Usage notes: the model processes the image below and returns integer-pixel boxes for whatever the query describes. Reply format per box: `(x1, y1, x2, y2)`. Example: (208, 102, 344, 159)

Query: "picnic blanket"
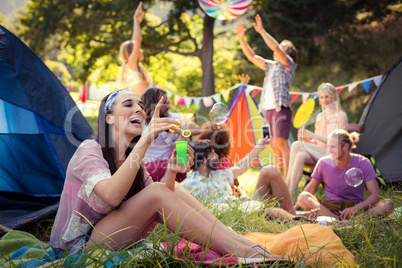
(0, 224, 354, 267)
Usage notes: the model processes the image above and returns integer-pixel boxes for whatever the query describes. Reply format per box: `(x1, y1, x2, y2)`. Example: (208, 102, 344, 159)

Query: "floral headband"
(105, 89, 131, 113)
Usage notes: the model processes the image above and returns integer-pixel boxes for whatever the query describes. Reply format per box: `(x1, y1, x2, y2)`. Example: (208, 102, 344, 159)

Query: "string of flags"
(165, 74, 383, 108)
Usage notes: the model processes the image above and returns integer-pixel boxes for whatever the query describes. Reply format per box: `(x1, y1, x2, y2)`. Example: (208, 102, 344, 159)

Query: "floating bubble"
(344, 167, 364, 187)
(209, 102, 229, 125)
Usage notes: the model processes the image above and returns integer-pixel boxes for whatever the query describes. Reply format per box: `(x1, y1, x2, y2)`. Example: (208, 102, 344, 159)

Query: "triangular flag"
(312, 93, 318, 100)
(166, 90, 173, 99)
(174, 95, 181, 105)
(302, 93, 310, 104)
(251, 88, 262, 98)
(193, 97, 202, 108)
(81, 80, 88, 103)
(212, 93, 221, 103)
(178, 97, 185, 105)
(202, 97, 214, 107)
(66, 85, 71, 92)
(221, 89, 231, 102)
(361, 80, 371, 93)
(291, 93, 300, 103)
(348, 82, 358, 92)
(183, 97, 192, 109)
(336, 86, 345, 93)
(373, 75, 382, 88)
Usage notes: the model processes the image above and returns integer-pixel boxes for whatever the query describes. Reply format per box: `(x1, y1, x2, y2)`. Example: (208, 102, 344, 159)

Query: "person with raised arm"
(117, 2, 152, 95)
(50, 89, 280, 263)
(236, 15, 297, 177)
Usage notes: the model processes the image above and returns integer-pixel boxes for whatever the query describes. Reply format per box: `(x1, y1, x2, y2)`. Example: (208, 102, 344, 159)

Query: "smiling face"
(106, 91, 146, 140)
(327, 136, 349, 163)
(318, 90, 335, 108)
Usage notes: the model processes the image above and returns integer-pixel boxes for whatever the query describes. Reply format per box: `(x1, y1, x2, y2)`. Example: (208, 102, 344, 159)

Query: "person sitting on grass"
(181, 139, 318, 221)
(296, 129, 394, 220)
(195, 122, 247, 198)
(141, 87, 201, 182)
(49, 89, 281, 262)
(286, 82, 348, 194)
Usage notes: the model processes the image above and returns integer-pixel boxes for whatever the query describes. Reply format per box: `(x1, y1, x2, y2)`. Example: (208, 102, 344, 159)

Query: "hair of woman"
(317, 82, 341, 110)
(96, 92, 145, 202)
(141, 87, 167, 124)
(280, 40, 298, 64)
(118, 40, 149, 86)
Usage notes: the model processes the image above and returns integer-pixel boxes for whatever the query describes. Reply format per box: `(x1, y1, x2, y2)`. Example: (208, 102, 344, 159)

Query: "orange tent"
(226, 85, 272, 167)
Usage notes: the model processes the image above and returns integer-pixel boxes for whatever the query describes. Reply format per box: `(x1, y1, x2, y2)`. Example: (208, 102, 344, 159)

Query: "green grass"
(5, 170, 401, 267)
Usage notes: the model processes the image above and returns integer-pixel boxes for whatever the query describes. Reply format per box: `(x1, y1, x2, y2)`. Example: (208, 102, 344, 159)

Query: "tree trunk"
(200, 16, 215, 97)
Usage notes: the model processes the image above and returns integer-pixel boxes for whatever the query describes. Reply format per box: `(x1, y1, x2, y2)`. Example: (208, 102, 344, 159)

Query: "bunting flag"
(174, 94, 181, 105)
(183, 96, 192, 108)
(373, 75, 382, 87)
(80, 80, 88, 103)
(66, 85, 71, 93)
(361, 80, 371, 93)
(336, 86, 345, 93)
(159, 74, 382, 110)
(166, 90, 173, 99)
(193, 97, 202, 108)
(202, 97, 214, 107)
(178, 97, 185, 105)
(291, 93, 300, 103)
(221, 89, 231, 102)
(348, 82, 359, 92)
(212, 93, 221, 103)
(302, 93, 310, 104)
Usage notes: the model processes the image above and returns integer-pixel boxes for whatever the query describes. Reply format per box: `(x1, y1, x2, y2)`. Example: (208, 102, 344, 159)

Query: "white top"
(260, 66, 275, 110)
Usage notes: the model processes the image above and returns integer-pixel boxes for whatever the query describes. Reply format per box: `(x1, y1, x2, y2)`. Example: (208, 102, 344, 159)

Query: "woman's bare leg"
(286, 142, 323, 194)
(88, 183, 261, 257)
(174, 183, 256, 248)
(253, 165, 295, 214)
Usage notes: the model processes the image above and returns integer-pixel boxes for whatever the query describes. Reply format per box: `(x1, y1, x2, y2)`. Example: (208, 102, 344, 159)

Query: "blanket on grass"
(0, 224, 354, 267)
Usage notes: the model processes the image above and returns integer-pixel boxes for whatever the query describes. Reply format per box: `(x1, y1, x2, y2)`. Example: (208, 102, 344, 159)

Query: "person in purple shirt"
(296, 129, 394, 220)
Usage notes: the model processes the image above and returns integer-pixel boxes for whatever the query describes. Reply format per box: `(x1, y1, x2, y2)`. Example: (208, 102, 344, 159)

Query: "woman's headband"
(105, 89, 131, 113)
(319, 85, 335, 93)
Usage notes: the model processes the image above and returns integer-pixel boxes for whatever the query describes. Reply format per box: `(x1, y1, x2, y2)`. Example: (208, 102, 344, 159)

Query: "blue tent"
(0, 26, 94, 229)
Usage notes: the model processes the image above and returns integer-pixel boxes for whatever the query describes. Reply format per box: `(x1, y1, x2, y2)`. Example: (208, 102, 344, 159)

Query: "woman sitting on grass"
(49, 89, 280, 262)
(286, 82, 348, 194)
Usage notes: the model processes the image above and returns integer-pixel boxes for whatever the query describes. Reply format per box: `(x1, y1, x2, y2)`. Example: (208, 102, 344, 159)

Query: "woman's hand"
(141, 96, 180, 145)
(235, 23, 245, 39)
(298, 128, 314, 141)
(252, 14, 264, 34)
(167, 146, 194, 174)
(255, 136, 270, 152)
(134, 1, 145, 23)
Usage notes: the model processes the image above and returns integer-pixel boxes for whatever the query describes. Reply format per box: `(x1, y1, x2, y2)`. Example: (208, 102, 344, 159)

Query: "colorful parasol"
(198, 0, 253, 20)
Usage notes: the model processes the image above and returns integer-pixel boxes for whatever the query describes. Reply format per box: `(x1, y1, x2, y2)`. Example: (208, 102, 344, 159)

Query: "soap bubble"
(344, 168, 364, 187)
(209, 102, 229, 125)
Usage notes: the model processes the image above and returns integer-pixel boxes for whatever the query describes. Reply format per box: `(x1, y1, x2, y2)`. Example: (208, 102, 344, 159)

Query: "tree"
(18, 0, 254, 97)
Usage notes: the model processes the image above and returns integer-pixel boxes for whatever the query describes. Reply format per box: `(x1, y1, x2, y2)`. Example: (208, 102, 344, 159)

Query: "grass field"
(7, 168, 400, 267)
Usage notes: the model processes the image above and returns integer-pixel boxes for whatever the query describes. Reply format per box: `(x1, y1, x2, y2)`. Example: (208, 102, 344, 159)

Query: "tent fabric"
(356, 56, 402, 183)
(0, 25, 94, 229)
(226, 85, 271, 167)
